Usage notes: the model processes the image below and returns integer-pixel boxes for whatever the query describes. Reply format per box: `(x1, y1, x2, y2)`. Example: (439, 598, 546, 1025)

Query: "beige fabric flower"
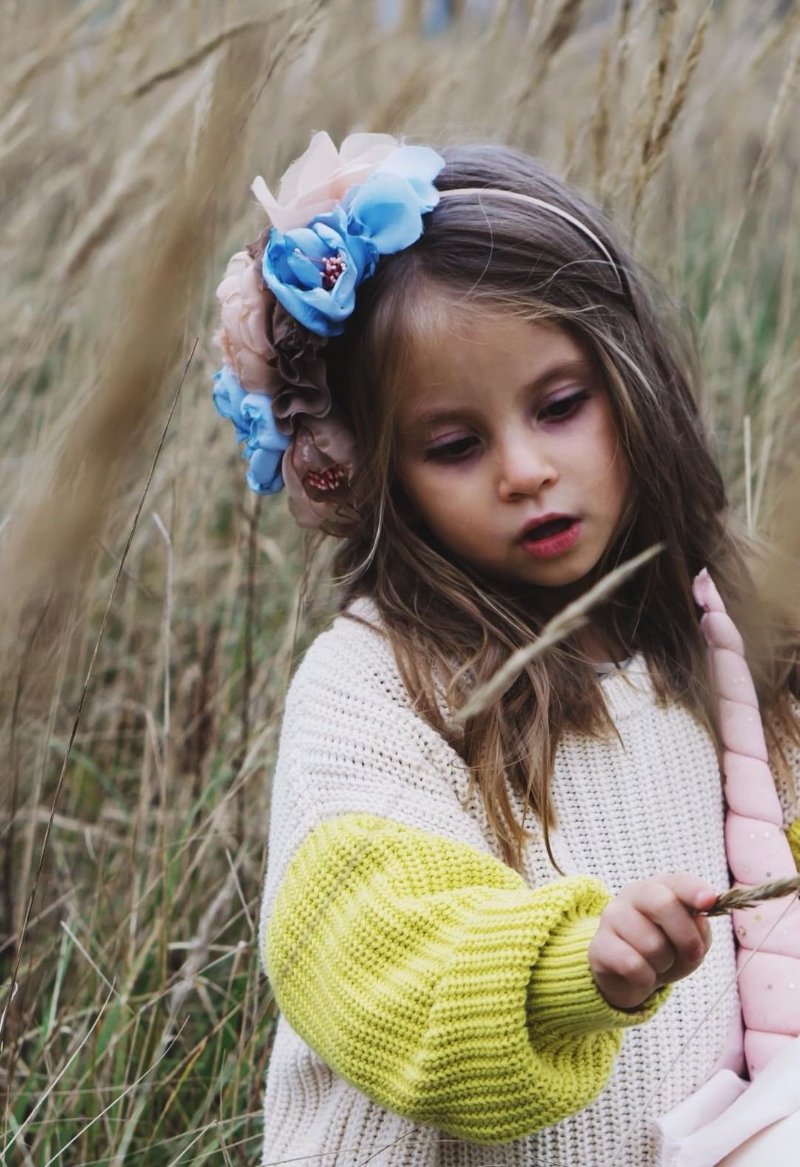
(251, 132, 399, 233)
(215, 251, 278, 394)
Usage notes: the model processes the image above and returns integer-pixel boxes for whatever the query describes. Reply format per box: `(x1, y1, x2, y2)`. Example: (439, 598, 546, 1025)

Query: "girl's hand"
(588, 874, 717, 1011)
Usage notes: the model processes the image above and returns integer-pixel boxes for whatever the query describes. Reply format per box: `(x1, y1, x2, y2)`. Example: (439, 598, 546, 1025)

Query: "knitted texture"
(258, 601, 800, 1167)
(267, 813, 666, 1144)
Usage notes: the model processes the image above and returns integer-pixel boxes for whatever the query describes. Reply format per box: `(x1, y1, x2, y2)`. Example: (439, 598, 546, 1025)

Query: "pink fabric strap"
(693, 569, 800, 1077)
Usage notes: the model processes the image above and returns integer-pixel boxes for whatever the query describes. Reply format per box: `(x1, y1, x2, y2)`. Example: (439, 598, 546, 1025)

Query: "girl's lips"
(519, 518, 581, 559)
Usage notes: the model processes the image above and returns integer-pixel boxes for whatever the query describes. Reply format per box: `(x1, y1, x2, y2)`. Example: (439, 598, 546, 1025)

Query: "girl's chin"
(497, 552, 617, 602)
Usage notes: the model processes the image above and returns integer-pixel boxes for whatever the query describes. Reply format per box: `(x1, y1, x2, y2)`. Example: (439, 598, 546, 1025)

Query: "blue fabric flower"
(262, 146, 445, 337)
(212, 366, 289, 495)
(371, 145, 444, 214)
(212, 366, 250, 442)
(346, 172, 430, 255)
(240, 392, 290, 494)
(264, 206, 378, 337)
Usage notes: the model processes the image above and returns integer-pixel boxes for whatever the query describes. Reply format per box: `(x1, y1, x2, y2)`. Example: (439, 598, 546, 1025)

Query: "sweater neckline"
(344, 596, 652, 694)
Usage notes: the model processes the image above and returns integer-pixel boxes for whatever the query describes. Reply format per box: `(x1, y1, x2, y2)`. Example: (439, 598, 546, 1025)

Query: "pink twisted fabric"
(693, 568, 800, 1078)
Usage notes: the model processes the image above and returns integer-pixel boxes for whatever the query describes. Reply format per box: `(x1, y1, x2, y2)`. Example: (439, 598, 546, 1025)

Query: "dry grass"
(1, 0, 799, 1162)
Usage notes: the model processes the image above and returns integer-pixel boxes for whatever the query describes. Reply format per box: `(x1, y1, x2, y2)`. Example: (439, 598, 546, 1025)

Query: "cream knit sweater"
(259, 602, 797, 1167)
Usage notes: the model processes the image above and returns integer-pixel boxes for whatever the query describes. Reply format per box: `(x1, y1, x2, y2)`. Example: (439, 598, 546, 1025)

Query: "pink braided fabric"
(693, 568, 800, 1078)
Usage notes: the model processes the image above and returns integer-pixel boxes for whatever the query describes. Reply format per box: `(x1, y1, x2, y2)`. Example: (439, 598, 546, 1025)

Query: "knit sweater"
(259, 601, 800, 1167)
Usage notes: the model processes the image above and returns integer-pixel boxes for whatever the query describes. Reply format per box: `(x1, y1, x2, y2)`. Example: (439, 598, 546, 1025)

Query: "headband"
(439, 187, 625, 292)
(212, 133, 625, 531)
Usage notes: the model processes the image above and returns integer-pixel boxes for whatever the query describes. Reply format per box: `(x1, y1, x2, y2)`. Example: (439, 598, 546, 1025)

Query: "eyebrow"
(407, 359, 595, 428)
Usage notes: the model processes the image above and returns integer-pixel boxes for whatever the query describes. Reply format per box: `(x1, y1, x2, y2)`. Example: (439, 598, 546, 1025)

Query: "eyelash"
(540, 388, 590, 421)
(424, 389, 590, 462)
(424, 434, 478, 462)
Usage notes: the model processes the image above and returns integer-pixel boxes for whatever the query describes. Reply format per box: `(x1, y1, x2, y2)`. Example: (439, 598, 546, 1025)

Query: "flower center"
(305, 464, 349, 497)
(321, 254, 347, 290)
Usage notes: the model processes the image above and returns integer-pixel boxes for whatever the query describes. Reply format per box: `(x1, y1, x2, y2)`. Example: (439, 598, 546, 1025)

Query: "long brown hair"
(325, 144, 799, 870)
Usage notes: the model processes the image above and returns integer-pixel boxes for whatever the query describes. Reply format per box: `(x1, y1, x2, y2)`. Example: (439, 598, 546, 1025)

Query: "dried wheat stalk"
(699, 873, 800, 917)
(451, 544, 662, 726)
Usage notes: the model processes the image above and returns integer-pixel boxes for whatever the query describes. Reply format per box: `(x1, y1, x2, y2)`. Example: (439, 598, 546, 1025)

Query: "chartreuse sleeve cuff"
(265, 813, 669, 1145)
(788, 819, 800, 869)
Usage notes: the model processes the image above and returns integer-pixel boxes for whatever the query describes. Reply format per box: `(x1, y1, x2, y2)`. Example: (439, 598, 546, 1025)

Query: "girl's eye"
(424, 434, 479, 462)
(538, 389, 590, 422)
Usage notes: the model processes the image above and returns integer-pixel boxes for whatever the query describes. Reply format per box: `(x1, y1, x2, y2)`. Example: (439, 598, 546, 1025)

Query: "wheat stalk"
(701, 13, 800, 341)
(451, 544, 662, 726)
(630, 4, 711, 231)
(129, 19, 271, 99)
(510, 0, 585, 126)
(700, 874, 800, 916)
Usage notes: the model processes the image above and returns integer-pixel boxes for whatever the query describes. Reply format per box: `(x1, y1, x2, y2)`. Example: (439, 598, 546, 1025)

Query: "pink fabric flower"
(215, 251, 279, 394)
(282, 414, 358, 532)
(251, 132, 400, 232)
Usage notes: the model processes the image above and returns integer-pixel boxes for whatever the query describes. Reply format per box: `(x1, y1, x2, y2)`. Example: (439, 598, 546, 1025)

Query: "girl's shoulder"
(285, 597, 452, 760)
(304, 595, 386, 651)
(289, 597, 397, 701)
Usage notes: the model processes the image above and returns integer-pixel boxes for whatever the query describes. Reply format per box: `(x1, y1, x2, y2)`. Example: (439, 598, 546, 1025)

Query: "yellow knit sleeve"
(265, 813, 668, 1145)
(787, 819, 800, 869)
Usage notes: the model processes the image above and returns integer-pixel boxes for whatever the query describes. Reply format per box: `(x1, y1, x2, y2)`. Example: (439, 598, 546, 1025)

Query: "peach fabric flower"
(215, 251, 279, 394)
(251, 132, 400, 232)
(281, 414, 358, 532)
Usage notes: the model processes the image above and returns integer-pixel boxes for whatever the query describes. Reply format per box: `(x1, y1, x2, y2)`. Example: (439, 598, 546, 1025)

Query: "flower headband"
(212, 133, 625, 530)
(212, 132, 445, 531)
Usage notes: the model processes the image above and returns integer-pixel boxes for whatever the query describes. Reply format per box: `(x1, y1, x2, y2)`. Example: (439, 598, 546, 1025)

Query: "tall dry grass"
(0, 0, 798, 1162)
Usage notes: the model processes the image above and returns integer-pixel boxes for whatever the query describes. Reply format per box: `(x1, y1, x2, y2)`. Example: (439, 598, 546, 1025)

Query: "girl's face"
(394, 301, 631, 591)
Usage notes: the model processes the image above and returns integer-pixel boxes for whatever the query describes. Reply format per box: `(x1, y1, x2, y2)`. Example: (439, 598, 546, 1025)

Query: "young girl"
(212, 134, 800, 1165)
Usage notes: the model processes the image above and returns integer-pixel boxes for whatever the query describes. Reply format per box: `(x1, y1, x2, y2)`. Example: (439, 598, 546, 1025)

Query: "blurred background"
(1, 0, 799, 1162)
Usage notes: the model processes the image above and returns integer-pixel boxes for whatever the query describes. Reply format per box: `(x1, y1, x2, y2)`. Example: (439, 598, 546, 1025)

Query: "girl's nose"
(496, 433, 558, 501)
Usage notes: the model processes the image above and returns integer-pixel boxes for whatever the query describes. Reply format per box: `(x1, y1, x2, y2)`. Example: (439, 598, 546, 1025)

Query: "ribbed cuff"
(528, 915, 670, 1038)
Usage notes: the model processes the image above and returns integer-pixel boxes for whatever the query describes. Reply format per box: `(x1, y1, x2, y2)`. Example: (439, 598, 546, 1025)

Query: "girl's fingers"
(588, 931, 659, 1009)
(590, 874, 717, 1009)
(657, 872, 718, 914)
(600, 906, 676, 976)
(626, 877, 712, 975)
(624, 912, 677, 975)
(696, 913, 712, 952)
